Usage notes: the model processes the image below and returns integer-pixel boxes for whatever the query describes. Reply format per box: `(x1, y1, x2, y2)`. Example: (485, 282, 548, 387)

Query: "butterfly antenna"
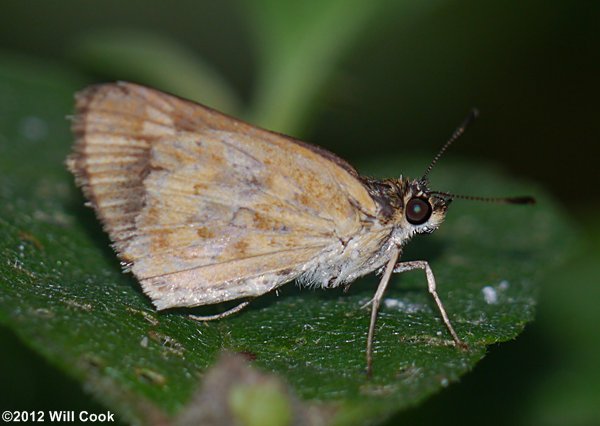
(430, 191, 535, 205)
(422, 108, 480, 181)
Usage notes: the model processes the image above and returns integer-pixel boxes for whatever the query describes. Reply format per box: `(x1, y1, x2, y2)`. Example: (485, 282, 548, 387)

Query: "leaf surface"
(0, 57, 575, 425)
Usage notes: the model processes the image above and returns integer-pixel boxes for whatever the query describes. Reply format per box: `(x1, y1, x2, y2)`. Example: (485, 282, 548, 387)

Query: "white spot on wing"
(143, 120, 176, 136)
(146, 105, 174, 125)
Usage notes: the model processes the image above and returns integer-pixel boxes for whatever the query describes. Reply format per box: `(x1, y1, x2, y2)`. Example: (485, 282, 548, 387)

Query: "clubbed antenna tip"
(503, 196, 536, 205)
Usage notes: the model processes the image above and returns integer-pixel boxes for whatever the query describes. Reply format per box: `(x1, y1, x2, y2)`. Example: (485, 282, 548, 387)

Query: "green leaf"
(0, 55, 575, 425)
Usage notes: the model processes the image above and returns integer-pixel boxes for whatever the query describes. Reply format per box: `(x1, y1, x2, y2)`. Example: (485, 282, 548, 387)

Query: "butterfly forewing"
(68, 82, 379, 309)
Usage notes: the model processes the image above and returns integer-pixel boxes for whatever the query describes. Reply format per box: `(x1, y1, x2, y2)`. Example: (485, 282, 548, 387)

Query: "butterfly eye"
(406, 197, 432, 225)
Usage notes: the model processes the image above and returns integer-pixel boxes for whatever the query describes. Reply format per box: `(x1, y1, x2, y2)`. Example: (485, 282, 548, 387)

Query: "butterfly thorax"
(298, 176, 450, 289)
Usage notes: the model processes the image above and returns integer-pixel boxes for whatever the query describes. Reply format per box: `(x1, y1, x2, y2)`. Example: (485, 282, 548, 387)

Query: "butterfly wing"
(68, 82, 378, 309)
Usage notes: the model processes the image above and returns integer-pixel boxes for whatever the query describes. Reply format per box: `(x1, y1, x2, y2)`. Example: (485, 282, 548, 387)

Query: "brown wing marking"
(68, 82, 379, 308)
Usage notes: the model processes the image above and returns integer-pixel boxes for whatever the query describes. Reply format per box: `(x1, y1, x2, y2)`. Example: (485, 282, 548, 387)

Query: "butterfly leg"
(366, 247, 401, 377)
(393, 261, 465, 348)
(189, 300, 251, 321)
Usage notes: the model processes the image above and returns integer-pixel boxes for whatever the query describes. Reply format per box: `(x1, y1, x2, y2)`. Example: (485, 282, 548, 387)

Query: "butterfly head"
(399, 178, 450, 235)
(394, 108, 535, 236)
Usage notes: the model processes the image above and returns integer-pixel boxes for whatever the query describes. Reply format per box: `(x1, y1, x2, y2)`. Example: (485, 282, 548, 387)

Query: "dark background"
(1, 1, 598, 424)
(1, 1, 598, 208)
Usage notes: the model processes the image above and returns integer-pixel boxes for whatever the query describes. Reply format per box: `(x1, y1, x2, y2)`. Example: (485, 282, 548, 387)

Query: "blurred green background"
(0, 0, 598, 424)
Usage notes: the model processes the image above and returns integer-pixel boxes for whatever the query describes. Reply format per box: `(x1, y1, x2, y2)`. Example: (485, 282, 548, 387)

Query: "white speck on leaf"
(482, 286, 498, 305)
(482, 280, 511, 305)
(383, 298, 403, 309)
(383, 298, 426, 313)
